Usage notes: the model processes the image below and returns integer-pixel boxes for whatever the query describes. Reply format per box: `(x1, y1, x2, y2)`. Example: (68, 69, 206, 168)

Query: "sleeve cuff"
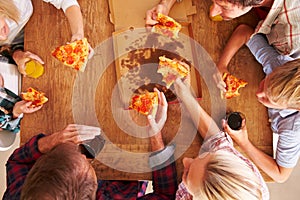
(31, 134, 46, 159)
(149, 143, 176, 169)
(61, 0, 80, 13)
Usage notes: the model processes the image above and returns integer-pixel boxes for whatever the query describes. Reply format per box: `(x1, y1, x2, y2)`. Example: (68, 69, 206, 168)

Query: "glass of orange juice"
(25, 60, 44, 79)
(209, 5, 223, 22)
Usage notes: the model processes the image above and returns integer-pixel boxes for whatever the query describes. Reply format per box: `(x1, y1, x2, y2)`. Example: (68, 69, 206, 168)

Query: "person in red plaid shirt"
(3, 90, 178, 200)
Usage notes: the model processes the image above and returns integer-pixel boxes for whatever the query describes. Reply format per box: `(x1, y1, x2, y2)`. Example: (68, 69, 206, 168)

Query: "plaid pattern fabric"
(3, 134, 44, 200)
(4, 134, 178, 200)
(255, 0, 300, 58)
(97, 155, 177, 200)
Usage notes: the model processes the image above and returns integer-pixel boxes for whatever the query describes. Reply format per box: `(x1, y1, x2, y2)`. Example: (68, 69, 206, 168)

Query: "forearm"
(218, 24, 254, 71)
(65, 5, 84, 39)
(150, 131, 165, 151)
(161, 0, 176, 12)
(181, 92, 220, 139)
(240, 140, 292, 182)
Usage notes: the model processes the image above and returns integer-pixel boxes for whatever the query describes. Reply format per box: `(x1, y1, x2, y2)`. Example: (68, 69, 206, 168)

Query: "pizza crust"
(222, 72, 248, 99)
(129, 92, 158, 116)
(21, 87, 48, 107)
(51, 38, 90, 72)
(157, 56, 190, 88)
(151, 13, 182, 38)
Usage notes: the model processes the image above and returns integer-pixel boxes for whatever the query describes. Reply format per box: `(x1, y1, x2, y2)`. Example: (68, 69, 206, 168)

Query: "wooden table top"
(22, 0, 273, 182)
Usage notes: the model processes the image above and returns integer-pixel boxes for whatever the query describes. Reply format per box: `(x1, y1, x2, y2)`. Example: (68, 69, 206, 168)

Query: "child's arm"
(215, 24, 254, 91)
(217, 24, 254, 72)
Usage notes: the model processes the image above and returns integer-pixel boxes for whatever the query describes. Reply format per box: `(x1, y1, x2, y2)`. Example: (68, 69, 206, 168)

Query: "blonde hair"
(267, 59, 300, 110)
(0, 0, 20, 22)
(193, 151, 262, 200)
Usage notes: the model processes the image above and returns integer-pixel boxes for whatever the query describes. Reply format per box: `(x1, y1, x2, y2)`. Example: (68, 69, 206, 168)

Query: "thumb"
(148, 115, 156, 128)
(25, 101, 33, 107)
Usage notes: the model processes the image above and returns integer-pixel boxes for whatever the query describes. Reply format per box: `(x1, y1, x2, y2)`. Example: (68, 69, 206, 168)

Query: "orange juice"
(25, 60, 44, 79)
(209, 5, 223, 22)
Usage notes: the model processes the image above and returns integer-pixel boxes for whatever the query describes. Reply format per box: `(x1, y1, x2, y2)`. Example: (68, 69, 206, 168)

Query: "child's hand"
(147, 88, 168, 136)
(213, 70, 227, 93)
(145, 1, 171, 27)
(12, 50, 44, 76)
(12, 101, 42, 118)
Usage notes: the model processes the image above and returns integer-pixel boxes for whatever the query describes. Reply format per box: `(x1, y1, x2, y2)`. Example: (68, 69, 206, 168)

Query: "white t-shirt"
(0, 0, 79, 46)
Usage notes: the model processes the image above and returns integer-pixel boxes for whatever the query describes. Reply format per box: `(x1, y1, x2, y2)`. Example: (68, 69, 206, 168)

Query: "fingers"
(88, 43, 94, 59)
(73, 125, 101, 141)
(213, 72, 226, 92)
(26, 52, 45, 65)
(24, 104, 43, 113)
(155, 88, 167, 107)
(174, 78, 186, 92)
(70, 33, 84, 42)
(241, 119, 247, 130)
(147, 115, 156, 129)
(145, 8, 158, 27)
(18, 101, 42, 113)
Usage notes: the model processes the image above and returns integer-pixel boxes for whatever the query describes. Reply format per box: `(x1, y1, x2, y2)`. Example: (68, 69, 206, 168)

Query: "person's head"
(21, 142, 98, 200)
(0, 0, 20, 41)
(210, 0, 263, 20)
(256, 59, 300, 110)
(182, 151, 262, 200)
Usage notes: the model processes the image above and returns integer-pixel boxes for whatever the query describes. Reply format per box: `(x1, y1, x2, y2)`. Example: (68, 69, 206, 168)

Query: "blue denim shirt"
(247, 34, 300, 168)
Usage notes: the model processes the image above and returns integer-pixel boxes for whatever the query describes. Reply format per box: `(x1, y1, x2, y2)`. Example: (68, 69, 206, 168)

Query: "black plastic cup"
(226, 112, 244, 130)
(79, 135, 106, 159)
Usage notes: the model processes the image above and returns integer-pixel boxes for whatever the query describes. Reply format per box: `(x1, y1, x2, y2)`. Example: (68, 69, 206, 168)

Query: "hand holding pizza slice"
(151, 13, 182, 38)
(221, 72, 248, 99)
(157, 56, 190, 89)
(129, 91, 159, 116)
(51, 38, 90, 72)
(21, 87, 48, 107)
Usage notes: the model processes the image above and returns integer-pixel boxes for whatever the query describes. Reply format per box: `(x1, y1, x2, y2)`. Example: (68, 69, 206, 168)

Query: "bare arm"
(64, 5, 84, 41)
(223, 120, 293, 183)
(217, 24, 254, 72)
(214, 24, 254, 91)
(174, 79, 220, 139)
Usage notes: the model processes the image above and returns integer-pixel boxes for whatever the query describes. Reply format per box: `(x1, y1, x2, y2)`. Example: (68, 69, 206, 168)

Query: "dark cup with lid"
(79, 135, 106, 159)
(226, 112, 245, 130)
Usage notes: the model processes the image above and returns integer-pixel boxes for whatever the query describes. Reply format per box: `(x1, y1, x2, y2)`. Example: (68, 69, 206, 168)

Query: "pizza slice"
(21, 87, 48, 107)
(129, 92, 158, 116)
(222, 72, 248, 99)
(51, 38, 89, 72)
(152, 13, 182, 38)
(157, 56, 190, 88)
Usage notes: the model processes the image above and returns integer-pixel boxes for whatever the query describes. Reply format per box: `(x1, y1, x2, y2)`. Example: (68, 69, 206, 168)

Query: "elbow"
(273, 172, 291, 183)
(274, 176, 289, 183)
(235, 24, 254, 43)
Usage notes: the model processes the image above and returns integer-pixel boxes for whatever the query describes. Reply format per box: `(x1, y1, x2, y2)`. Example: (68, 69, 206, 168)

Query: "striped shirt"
(255, 0, 300, 58)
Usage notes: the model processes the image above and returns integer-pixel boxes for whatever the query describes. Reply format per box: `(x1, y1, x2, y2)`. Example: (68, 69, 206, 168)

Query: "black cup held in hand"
(80, 135, 106, 159)
(226, 112, 245, 130)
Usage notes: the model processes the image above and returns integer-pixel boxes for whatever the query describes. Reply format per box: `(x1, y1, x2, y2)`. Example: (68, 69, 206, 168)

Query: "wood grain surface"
(23, 0, 272, 182)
